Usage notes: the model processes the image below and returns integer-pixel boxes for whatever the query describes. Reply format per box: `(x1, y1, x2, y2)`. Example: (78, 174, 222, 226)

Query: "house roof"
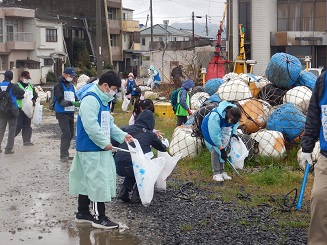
(140, 24, 189, 37)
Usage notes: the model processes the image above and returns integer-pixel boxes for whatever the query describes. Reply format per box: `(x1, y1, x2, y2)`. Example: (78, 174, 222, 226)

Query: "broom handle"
(296, 162, 310, 210)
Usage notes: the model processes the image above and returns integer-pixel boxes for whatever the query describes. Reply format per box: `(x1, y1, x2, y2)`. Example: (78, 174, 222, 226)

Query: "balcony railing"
(6, 32, 34, 42)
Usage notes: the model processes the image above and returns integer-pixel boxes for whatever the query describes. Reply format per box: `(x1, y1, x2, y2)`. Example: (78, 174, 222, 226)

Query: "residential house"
(140, 24, 214, 83)
(227, 0, 327, 75)
(140, 24, 190, 51)
(121, 7, 142, 77)
(5, 0, 142, 75)
(0, 7, 65, 85)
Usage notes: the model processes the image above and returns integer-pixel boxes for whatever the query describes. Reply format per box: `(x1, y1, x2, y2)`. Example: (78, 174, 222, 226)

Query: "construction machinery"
(233, 24, 256, 74)
(206, 2, 231, 81)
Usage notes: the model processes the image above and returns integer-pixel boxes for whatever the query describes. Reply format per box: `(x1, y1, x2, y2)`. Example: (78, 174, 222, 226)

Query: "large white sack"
(217, 79, 252, 101)
(250, 129, 286, 157)
(222, 72, 240, 82)
(169, 126, 202, 159)
(190, 92, 210, 110)
(283, 86, 312, 115)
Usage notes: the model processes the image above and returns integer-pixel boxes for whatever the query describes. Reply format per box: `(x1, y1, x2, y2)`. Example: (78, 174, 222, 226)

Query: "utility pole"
(192, 12, 194, 42)
(206, 15, 208, 36)
(96, 0, 102, 76)
(162, 20, 169, 83)
(150, 0, 153, 43)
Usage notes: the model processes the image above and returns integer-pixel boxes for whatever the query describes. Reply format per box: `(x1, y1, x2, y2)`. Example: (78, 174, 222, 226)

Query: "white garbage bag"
(228, 137, 249, 169)
(22, 92, 34, 118)
(122, 96, 130, 112)
(156, 151, 181, 190)
(32, 98, 43, 126)
(127, 139, 165, 207)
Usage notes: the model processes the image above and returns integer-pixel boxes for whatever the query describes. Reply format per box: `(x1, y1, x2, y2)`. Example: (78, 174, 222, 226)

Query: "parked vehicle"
(307, 68, 323, 77)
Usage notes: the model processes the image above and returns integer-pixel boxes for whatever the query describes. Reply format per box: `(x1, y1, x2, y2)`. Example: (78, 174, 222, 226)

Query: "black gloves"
(232, 134, 239, 140)
(220, 149, 228, 161)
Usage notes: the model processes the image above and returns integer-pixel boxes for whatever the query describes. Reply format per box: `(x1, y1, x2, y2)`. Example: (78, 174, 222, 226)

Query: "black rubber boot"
(118, 186, 131, 202)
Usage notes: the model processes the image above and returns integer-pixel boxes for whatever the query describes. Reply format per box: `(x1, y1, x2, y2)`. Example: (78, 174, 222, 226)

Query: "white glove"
(161, 138, 169, 147)
(301, 152, 313, 170)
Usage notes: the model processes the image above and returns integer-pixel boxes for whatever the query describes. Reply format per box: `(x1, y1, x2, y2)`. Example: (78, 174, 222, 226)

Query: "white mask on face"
(66, 77, 73, 82)
(23, 79, 29, 84)
(108, 90, 116, 97)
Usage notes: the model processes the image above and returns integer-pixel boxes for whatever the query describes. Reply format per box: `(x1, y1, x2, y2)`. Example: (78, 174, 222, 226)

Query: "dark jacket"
(53, 76, 78, 108)
(302, 71, 326, 157)
(114, 110, 166, 167)
(0, 81, 25, 118)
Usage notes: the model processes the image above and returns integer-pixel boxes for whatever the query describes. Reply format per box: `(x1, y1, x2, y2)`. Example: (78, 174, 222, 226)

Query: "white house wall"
(231, 0, 277, 75)
(34, 19, 65, 84)
(251, 0, 277, 75)
(142, 46, 215, 83)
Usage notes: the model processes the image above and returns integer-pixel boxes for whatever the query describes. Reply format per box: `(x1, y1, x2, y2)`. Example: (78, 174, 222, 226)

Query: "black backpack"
(0, 83, 16, 117)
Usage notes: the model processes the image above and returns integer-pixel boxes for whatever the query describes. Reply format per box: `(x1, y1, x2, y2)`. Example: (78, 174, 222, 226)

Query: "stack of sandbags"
(217, 79, 252, 101)
(251, 129, 286, 157)
(190, 92, 210, 110)
(283, 86, 312, 115)
(204, 78, 225, 96)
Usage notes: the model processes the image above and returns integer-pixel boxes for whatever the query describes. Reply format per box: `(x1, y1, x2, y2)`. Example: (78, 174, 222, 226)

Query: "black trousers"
(78, 194, 105, 219)
(15, 109, 32, 143)
(56, 113, 74, 159)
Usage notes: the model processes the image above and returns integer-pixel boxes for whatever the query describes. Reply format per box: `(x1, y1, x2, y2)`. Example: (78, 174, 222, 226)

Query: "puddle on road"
(0, 223, 140, 245)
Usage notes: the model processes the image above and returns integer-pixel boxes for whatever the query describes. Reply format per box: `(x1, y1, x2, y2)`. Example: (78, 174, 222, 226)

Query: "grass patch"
(69, 97, 312, 229)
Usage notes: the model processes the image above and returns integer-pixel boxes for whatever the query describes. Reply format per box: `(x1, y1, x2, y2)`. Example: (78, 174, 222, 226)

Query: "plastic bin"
(154, 102, 175, 118)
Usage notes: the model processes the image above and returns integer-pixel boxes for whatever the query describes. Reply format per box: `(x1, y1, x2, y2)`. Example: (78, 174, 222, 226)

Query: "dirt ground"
(0, 113, 308, 245)
(0, 114, 141, 245)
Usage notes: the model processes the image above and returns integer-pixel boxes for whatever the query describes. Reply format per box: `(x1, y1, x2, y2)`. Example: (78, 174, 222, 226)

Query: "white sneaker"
(213, 174, 224, 182)
(221, 172, 232, 180)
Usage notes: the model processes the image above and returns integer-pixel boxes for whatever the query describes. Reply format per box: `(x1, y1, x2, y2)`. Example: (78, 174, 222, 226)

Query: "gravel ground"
(2, 114, 308, 245)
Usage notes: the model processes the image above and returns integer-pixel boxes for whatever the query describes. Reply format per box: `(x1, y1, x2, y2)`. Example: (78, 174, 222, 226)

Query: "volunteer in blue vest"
(201, 101, 242, 182)
(15, 71, 38, 146)
(53, 67, 80, 162)
(301, 70, 327, 245)
(126, 73, 141, 109)
(69, 70, 133, 229)
(175, 79, 195, 126)
(0, 70, 25, 154)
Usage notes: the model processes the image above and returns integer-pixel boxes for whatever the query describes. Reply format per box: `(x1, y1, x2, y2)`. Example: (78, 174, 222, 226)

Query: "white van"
(307, 68, 323, 77)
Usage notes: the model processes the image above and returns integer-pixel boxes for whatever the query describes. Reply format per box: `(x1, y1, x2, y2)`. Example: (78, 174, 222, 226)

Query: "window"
(110, 34, 119, 46)
(0, 19, 3, 43)
(108, 8, 118, 20)
(123, 13, 128, 20)
(277, 1, 326, 32)
(141, 38, 145, 46)
(46, 29, 58, 42)
(44, 58, 53, 66)
(6, 19, 18, 42)
(159, 37, 163, 41)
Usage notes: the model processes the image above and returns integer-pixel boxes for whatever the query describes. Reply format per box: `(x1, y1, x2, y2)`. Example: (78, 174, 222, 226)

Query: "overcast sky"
(122, 0, 226, 28)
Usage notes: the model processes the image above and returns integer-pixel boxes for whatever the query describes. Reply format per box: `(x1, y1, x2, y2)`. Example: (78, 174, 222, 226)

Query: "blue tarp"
(204, 78, 225, 96)
(265, 53, 302, 89)
(266, 103, 306, 141)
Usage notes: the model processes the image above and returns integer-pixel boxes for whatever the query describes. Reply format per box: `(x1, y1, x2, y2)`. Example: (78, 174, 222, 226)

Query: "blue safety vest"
(0, 81, 18, 108)
(319, 72, 327, 151)
(76, 92, 110, 152)
(54, 82, 75, 113)
(201, 108, 233, 146)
